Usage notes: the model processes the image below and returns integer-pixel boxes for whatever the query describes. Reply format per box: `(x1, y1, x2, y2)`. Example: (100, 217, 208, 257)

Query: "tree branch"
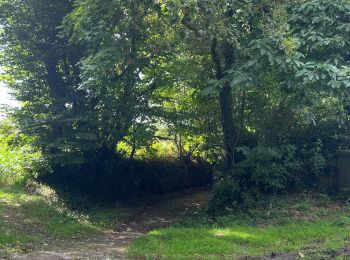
(181, 12, 203, 37)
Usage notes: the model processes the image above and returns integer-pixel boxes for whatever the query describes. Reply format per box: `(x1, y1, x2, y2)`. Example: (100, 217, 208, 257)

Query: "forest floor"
(1, 184, 350, 259)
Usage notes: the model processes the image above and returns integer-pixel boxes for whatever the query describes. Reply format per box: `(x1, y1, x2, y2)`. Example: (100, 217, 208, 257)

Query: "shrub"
(300, 139, 327, 188)
(0, 120, 42, 185)
(41, 158, 213, 201)
(235, 144, 301, 194)
(208, 177, 242, 214)
(208, 144, 302, 214)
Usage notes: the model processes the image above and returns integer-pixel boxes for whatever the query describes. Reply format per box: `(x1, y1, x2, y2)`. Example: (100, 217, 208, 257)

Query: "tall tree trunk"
(211, 38, 237, 171)
(44, 51, 67, 156)
(219, 83, 236, 170)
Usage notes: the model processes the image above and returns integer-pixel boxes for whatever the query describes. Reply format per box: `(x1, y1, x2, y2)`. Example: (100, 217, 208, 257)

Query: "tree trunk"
(44, 51, 67, 157)
(219, 83, 236, 170)
(211, 38, 237, 171)
(129, 139, 137, 160)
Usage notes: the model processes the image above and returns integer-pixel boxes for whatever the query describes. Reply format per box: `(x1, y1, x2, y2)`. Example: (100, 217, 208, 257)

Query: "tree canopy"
(1, 0, 350, 205)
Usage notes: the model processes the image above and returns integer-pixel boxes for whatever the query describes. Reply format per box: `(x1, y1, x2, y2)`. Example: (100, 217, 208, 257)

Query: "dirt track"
(10, 188, 210, 260)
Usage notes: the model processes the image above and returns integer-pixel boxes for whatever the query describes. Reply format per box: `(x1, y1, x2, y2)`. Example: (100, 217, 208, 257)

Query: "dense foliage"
(0, 120, 42, 185)
(1, 0, 350, 207)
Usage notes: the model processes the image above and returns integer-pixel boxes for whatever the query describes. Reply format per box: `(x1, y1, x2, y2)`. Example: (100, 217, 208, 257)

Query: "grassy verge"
(0, 183, 127, 257)
(128, 194, 350, 259)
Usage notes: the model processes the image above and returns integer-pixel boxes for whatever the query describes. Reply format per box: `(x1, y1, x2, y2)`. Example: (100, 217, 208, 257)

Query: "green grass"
(0, 184, 102, 256)
(0, 183, 132, 257)
(128, 195, 350, 259)
(0, 185, 99, 236)
(0, 221, 34, 246)
(2, 183, 350, 259)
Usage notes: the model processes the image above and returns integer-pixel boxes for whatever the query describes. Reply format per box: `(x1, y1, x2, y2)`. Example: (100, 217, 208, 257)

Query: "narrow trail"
(10, 188, 210, 260)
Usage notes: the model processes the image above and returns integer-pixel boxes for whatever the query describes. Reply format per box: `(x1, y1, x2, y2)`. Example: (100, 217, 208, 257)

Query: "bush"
(207, 177, 242, 214)
(0, 120, 42, 185)
(300, 139, 327, 188)
(288, 120, 350, 189)
(235, 144, 301, 193)
(41, 158, 213, 201)
(0, 142, 41, 185)
(208, 144, 303, 214)
(208, 135, 345, 214)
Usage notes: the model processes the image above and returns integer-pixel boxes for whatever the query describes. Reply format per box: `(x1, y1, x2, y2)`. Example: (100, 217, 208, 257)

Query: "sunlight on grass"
(0, 184, 131, 257)
(211, 228, 254, 239)
(19, 198, 99, 237)
(129, 196, 350, 259)
(129, 223, 350, 259)
(0, 185, 99, 249)
(149, 230, 162, 235)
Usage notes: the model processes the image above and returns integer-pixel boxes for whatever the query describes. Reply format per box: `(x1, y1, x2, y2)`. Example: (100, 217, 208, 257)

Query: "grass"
(0, 183, 126, 257)
(128, 194, 350, 259)
(2, 182, 350, 259)
(0, 185, 98, 236)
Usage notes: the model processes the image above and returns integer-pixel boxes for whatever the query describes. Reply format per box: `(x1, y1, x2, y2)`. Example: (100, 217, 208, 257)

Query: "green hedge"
(41, 158, 212, 200)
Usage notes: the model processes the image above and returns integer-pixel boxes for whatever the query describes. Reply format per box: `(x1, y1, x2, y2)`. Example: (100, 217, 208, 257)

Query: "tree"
(161, 0, 350, 169)
(0, 0, 96, 166)
(158, 0, 295, 171)
(2, 0, 350, 203)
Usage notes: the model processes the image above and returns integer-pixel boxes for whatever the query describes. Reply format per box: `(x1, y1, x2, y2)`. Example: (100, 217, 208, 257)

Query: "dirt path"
(9, 188, 210, 260)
